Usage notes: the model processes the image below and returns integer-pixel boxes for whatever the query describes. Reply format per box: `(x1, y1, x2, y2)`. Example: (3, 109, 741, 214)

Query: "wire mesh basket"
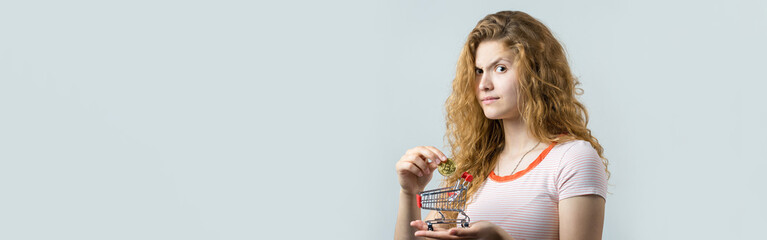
(417, 172, 473, 231)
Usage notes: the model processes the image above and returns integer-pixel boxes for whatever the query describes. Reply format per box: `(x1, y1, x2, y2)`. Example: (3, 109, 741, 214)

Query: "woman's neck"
(500, 117, 539, 156)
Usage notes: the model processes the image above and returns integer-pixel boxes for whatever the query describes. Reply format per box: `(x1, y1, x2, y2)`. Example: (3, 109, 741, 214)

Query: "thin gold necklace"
(496, 141, 541, 176)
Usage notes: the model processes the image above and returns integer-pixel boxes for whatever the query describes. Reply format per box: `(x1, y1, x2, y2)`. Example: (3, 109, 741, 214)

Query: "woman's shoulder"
(553, 139, 595, 155)
(551, 139, 601, 166)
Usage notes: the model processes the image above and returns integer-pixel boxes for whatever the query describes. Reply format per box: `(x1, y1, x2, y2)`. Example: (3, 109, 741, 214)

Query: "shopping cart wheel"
(427, 223, 433, 231)
(462, 222, 470, 228)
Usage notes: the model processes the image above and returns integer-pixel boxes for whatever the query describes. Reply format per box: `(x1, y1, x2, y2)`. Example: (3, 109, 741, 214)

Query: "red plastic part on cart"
(465, 174, 473, 182)
(461, 172, 468, 178)
(417, 195, 422, 208)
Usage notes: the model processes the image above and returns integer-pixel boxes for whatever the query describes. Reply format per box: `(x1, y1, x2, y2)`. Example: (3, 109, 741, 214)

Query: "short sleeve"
(556, 140, 608, 201)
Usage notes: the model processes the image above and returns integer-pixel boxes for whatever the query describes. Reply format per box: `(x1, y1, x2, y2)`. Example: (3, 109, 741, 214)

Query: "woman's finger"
(420, 146, 444, 170)
(407, 155, 429, 176)
(409, 220, 428, 231)
(414, 229, 463, 239)
(424, 146, 449, 163)
(407, 161, 425, 177)
(396, 159, 421, 177)
(448, 227, 478, 237)
(415, 147, 444, 171)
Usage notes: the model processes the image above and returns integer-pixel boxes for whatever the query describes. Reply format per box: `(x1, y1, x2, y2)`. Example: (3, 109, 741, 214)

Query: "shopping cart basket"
(417, 172, 474, 231)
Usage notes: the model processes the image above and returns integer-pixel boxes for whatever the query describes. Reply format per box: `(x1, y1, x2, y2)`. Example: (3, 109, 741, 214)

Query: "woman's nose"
(478, 73, 493, 90)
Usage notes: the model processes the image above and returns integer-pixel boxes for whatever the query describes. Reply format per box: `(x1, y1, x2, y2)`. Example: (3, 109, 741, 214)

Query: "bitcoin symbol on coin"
(438, 158, 456, 176)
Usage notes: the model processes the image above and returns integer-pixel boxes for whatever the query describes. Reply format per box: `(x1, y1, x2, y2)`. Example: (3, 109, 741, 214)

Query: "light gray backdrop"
(1, 0, 765, 239)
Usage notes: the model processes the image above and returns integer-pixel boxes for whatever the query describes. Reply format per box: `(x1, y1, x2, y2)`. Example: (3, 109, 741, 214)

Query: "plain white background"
(1, 0, 766, 239)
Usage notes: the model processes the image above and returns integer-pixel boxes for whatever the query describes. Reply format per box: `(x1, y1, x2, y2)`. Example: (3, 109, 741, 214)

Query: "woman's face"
(474, 40, 522, 120)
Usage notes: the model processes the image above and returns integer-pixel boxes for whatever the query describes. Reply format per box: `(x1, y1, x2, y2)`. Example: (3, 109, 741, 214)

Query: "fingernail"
(442, 156, 448, 161)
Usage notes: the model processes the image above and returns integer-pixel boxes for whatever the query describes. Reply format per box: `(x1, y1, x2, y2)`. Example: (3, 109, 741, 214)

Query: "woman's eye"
(475, 68, 483, 75)
(495, 65, 506, 72)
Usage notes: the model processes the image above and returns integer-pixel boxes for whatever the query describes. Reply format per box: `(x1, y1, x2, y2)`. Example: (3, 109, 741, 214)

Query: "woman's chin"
(483, 113, 504, 120)
(483, 111, 517, 120)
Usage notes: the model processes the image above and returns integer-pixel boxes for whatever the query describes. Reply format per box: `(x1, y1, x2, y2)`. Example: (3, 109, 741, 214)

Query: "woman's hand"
(411, 220, 512, 240)
(395, 146, 448, 195)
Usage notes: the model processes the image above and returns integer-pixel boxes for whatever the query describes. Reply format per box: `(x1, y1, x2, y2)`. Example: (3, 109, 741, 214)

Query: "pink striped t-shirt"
(464, 139, 608, 239)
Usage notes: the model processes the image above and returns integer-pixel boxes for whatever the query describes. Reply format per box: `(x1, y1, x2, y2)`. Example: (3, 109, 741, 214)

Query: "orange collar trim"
(488, 141, 557, 182)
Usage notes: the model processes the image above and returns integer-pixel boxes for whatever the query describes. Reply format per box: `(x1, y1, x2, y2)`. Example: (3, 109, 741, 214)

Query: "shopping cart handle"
(461, 172, 473, 182)
(417, 195, 422, 208)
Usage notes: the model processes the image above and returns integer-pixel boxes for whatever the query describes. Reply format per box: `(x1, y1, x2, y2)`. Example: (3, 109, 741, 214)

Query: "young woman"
(394, 11, 610, 240)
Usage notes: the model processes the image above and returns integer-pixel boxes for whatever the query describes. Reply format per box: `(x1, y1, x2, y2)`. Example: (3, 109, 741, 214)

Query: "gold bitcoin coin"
(438, 158, 456, 176)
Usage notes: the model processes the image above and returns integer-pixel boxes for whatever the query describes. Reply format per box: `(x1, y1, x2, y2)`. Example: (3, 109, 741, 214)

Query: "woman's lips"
(482, 98, 498, 104)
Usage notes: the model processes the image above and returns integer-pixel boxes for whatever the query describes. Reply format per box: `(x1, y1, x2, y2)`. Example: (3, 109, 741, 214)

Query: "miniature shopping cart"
(417, 172, 474, 231)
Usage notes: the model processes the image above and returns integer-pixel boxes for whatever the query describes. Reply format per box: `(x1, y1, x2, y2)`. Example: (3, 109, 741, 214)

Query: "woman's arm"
(559, 195, 606, 240)
(394, 146, 450, 239)
(394, 190, 422, 240)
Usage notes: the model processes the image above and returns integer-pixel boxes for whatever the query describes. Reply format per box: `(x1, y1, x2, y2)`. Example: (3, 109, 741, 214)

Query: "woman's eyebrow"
(475, 57, 510, 69)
